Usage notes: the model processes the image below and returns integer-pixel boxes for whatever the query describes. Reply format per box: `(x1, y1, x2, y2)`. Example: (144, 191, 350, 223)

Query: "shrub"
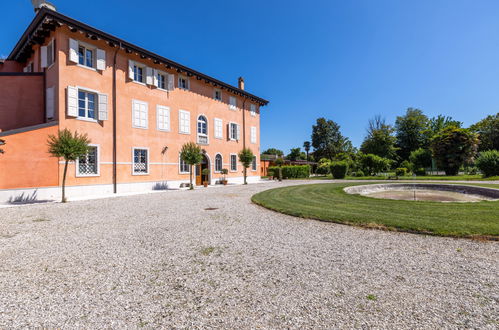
(358, 153, 392, 176)
(316, 158, 331, 175)
(414, 168, 426, 176)
(268, 165, 310, 179)
(475, 150, 499, 177)
(267, 169, 274, 177)
(409, 148, 432, 169)
(400, 160, 413, 172)
(330, 161, 348, 179)
(395, 167, 408, 176)
(355, 170, 365, 177)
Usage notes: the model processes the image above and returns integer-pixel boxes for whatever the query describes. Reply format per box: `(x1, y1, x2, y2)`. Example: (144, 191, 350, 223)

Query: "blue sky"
(2, 1, 499, 154)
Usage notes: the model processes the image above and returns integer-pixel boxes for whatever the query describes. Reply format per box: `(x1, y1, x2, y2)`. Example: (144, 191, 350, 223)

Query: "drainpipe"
(238, 77, 246, 149)
(112, 43, 121, 194)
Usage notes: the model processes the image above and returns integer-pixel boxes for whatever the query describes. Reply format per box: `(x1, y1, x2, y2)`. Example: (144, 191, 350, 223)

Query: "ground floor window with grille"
(215, 154, 223, 172)
(230, 154, 237, 172)
(252, 156, 257, 171)
(77, 146, 98, 176)
(133, 148, 148, 174)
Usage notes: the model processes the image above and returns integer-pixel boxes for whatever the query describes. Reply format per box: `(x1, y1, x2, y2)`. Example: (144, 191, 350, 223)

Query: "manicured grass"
(345, 175, 499, 181)
(252, 183, 499, 239)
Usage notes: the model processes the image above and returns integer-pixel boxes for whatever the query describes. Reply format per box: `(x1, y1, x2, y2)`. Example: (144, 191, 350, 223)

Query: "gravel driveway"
(0, 180, 497, 328)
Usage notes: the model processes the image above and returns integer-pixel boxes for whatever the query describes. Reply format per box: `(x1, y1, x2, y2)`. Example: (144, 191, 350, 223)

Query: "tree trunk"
(278, 167, 282, 182)
(189, 164, 194, 189)
(244, 167, 247, 184)
(62, 159, 68, 203)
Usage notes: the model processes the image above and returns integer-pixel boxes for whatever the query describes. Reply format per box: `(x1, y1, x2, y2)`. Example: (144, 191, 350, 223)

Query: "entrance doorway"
(195, 154, 210, 186)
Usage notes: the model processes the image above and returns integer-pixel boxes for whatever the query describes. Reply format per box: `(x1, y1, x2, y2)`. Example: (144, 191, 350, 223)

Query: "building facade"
(0, 7, 268, 202)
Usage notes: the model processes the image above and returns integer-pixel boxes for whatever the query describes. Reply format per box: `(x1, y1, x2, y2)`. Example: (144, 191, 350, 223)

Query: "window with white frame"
(215, 154, 223, 172)
(229, 96, 237, 110)
(179, 156, 190, 174)
(178, 75, 189, 90)
(250, 126, 257, 144)
(77, 145, 99, 176)
(132, 100, 148, 128)
(78, 90, 97, 119)
(214, 118, 223, 139)
(23, 62, 33, 73)
(133, 63, 145, 83)
(47, 39, 55, 67)
(229, 122, 240, 141)
(78, 44, 94, 68)
(157, 72, 166, 89)
(230, 154, 237, 171)
(250, 104, 257, 116)
(133, 148, 148, 174)
(197, 115, 208, 144)
(252, 156, 257, 171)
(157, 105, 170, 131)
(179, 110, 190, 134)
(214, 89, 222, 101)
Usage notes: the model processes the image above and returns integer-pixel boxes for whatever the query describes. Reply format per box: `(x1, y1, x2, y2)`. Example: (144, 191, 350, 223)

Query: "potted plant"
(220, 168, 228, 185)
(202, 168, 210, 187)
(267, 169, 274, 180)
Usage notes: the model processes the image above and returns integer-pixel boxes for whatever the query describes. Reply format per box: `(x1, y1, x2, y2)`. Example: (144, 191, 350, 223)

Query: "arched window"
(215, 154, 223, 172)
(197, 115, 207, 135)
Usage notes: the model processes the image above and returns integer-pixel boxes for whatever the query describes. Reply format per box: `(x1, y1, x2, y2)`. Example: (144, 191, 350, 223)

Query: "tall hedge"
(268, 165, 310, 179)
(475, 150, 499, 177)
(330, 161, 348, 179)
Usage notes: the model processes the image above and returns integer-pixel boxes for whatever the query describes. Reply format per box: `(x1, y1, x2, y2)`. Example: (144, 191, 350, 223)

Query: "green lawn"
(301, 174, 499, 181)
(252, 183, 499, 239)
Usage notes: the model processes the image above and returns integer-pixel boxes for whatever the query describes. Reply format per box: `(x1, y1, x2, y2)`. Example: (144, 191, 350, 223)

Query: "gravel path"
(0, 180, 497, 328)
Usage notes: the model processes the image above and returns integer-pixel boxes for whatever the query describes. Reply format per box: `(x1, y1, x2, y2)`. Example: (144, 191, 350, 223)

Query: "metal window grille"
(134, 149, 148, 173)
(78, 147, 98, 175)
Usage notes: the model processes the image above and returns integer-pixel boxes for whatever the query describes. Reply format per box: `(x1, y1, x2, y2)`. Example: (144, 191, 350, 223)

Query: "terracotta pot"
(222, 180, 228, 185)
(203, 182, 208, 187)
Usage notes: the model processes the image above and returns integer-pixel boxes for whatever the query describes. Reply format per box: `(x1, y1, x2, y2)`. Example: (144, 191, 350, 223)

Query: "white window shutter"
(96, 49, 106, 70)
(98, 93, 108, 120)
(236, 124, 241, 140)
(67, 86, 78, 117)
(227, 123, 231, 140)
(41, 46, 48, 68)
(128, 60, 134, 80)
(23, 66, 28, 73)
(46, 87, 55, 119)
(167, 73, 175, 91)
(153, 69, 158, 87)
(146, 67, 153, 85)
(69, 38, 78, 63)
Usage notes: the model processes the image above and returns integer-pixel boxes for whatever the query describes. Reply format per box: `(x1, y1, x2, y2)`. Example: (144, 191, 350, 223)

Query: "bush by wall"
(395, 167, 408, 176)
(330, 161, 348, 179)
(475, 150, 499, 177)
(268, 165, 310, 179)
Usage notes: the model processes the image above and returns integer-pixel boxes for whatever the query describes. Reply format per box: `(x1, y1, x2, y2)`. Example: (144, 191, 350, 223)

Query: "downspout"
(242, 98, 247, 149)
(112, 42, 121, 194)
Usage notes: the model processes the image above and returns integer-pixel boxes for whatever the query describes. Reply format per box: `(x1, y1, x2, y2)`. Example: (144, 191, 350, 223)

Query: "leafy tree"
(287, 147, 305, 161)
(423, 115, 462, 146)
(180, 142, 203, 190)
(470, 113, 499, 151)
(0, 139, 5, 154)
(430, 127, 479, 175)
(360, 115, 398, 160)
(358, 153, 392, 176)
(47, 129, 90, 202)
(303, 141, 311, 160)
(395, 108, 429, 161)
(238, 148, 254, 185)
(262, 148, 283, 156)
(409, 148, 432, 169)
(311, 117, 352, 160)
(475, 150, 499, 177)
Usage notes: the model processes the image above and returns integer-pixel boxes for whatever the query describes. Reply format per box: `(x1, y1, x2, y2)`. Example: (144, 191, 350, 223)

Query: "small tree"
(0, 139, 5, 154)
(430, 127, 478, 175)
(274, 157, 284, 181)
(180, 142, 203, 190)
(47, 129, 90, 202)
(303, 141, 311, 160)
(475, 150, 499, 177)
(358, 153, 392, 176)
(238, 148, 254, 185)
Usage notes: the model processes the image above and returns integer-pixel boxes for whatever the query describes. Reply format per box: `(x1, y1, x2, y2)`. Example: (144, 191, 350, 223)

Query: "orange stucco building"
(0, 6, 268, 202)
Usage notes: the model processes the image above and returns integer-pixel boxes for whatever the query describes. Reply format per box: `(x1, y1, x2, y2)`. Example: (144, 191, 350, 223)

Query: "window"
(133, 148, 148, 175)
(157, 72, 166, 89)
(214, 89, 222, 101)
(229, 122, 240, 141)
(157, 105, 170, 131)
(78, 90, 96, 119)
(77, 145, 99, 176)
(179, 110, 190, 134)
(215, 154, 223, 172)
(252, 156, 257, 171)
(132, 100, 148, 129)
(229, 96, 237, 110)
(230, 154, 237, 172)
(78, 45, 94, 68)
(178, 75, 189, 90)
(179, 156, 190, 174)
(214, 118, 223, 139)
(250, 126, 257, 144)
(250, 104, 257, 116)
(133, 64, 144, 83)
(197, 115, 208, 144)
(47, 39, 55, 67)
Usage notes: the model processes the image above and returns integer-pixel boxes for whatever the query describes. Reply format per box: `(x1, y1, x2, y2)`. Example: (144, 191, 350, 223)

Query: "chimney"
(238, 77, 245, 90)
(31, 0, 57, 13)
